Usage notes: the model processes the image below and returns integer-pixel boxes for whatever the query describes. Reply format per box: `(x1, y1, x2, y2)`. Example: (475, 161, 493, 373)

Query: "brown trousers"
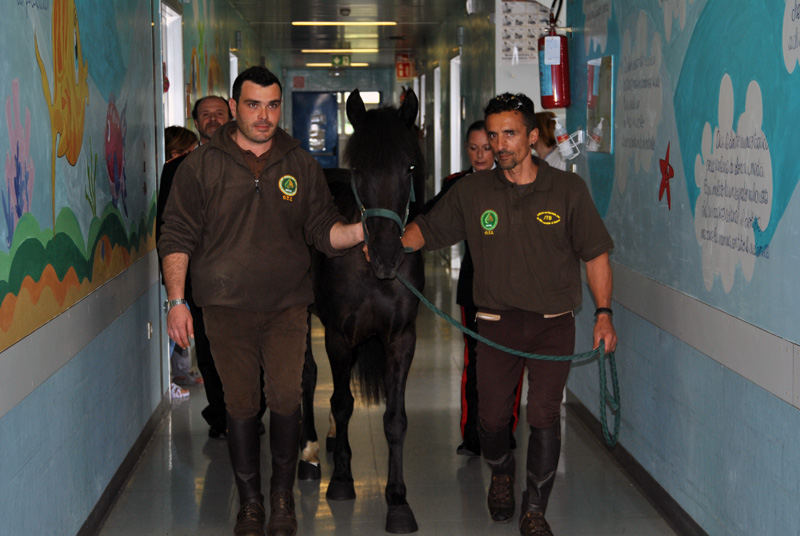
(202, 304, 308, 419)
(475, 308, 574, 431)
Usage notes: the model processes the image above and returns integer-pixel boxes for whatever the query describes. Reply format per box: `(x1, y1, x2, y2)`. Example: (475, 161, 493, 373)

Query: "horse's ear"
(346, 89, 366, 128)
(398, 89, 418, 128)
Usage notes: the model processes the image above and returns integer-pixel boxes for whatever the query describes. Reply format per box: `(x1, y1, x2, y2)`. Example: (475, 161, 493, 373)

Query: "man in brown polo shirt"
(401, 93, 617, 536)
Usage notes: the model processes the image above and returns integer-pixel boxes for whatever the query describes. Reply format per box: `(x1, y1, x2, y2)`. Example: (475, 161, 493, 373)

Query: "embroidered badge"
(279, 175, 298, 199)
(480, 210, 499, 232)
(536, 211, 561, 225)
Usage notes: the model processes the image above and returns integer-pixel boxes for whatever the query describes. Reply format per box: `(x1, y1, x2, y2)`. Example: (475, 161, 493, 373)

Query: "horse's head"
(345, 89, 423, 280)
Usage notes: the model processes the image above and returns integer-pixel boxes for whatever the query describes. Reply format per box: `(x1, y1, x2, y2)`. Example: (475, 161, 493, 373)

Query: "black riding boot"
(479, 423, 515, 523)
(518, 421, 561, 535)
(267, 407, 301, 536)
(227, 414, 265, 536)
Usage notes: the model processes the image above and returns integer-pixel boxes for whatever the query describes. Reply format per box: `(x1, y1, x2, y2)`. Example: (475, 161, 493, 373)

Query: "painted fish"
(104, 94, 127, 217)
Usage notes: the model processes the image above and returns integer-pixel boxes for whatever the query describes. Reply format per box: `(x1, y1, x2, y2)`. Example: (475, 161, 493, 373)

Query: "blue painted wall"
(0, 279, 162, 535)
(566, 1, 800, 533)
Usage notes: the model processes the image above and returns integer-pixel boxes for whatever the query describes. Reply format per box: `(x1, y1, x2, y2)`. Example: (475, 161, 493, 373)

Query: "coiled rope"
(396, 273, 620, 446)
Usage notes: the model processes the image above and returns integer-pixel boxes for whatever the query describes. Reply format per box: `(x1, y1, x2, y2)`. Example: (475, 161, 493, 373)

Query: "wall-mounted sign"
(499, 0, 550, 65)
(331, 55, 351, 67)
(396, 53, 412, 80)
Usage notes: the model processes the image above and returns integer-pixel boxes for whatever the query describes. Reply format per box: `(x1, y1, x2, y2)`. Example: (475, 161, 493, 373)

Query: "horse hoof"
(297, 460, 321, 481)
(326, 436, 336, 452)
(386, 504, 418, 533)
(326, 480, 356, 501)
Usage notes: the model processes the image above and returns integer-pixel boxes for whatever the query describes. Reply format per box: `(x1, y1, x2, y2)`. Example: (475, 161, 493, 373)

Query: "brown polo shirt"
(414, 158, 614, 314)
(237, 143, 270, 178)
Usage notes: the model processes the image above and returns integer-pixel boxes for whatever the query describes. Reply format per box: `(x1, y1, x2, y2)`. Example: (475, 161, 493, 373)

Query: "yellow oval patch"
(536, 211, 561, 225)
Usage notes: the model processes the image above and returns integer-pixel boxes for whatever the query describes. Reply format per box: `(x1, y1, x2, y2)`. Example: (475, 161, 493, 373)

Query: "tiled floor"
(97, 255, 678, 536)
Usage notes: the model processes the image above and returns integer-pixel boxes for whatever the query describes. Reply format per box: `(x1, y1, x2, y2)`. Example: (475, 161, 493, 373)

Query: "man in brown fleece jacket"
(158, 66, 363, 536)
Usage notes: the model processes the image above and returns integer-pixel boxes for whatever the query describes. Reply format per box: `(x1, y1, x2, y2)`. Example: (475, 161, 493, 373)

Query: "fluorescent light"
(292, 21, 396, 26)
(306, 62, 369, 67)
(338, 33, 379, 39)
(301, 48, 378, 54)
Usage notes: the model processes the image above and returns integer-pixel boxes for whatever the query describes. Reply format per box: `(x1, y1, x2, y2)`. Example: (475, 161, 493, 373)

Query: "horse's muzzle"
(368, 241, 406, 280)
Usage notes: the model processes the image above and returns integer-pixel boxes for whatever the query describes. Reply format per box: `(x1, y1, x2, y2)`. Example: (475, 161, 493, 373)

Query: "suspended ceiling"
(228, 0, 474, 70)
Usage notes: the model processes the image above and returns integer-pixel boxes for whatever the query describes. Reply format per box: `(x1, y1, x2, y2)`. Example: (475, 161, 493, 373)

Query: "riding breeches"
(202, 304, 308, 419)
(475, 308, 574, 431)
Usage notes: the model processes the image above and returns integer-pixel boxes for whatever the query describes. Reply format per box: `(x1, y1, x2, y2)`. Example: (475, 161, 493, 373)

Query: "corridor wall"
(0, 0, 258, 533)
(416, 1, 497, 198)
(564, 1, 800, 534)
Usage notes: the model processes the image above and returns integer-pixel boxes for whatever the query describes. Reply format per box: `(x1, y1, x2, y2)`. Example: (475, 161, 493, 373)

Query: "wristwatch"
(163, 298, 187, 314)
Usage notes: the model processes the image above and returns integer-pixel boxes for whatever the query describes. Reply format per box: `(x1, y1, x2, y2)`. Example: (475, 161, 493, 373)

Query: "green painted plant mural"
(85, 137, 98, 218)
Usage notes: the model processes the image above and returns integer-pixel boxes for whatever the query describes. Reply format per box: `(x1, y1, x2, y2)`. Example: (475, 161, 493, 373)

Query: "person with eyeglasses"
(401, 92, 617, 536)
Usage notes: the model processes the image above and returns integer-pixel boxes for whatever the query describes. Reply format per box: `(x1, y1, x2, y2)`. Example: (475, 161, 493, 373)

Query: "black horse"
(299, 89, 425, 534)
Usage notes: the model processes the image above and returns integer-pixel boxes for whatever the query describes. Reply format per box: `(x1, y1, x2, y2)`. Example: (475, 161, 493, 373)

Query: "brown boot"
(228, 414, 265, 535)
(266, 407, 301, 536)
(267, 490, 297, 536)
(480, 424, 516, 522)
(518, 422, 561, 535)
(487, 471, 515, 522)
(519, 510, 554, 535)
(234, 500, 266, 536)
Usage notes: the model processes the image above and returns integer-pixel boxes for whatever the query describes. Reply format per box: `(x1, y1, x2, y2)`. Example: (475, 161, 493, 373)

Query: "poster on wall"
(499, 0, 550, 64)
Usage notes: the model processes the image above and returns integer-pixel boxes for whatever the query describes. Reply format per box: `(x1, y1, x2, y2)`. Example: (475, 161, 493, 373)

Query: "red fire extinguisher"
(538, 3, 570, 109)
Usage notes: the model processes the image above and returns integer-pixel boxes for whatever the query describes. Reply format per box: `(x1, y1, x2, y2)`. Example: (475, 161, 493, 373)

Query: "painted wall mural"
(568, 0, 800, 343)
(0, 0, 260, 352)
(4, 80, 35, 248)
(0, 0, 159, 351)
(104, 94, 127, 216)
(180, 0, 261, 102)
(34, 0, 90, 233)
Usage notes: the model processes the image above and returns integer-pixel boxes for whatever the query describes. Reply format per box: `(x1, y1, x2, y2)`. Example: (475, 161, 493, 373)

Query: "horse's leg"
(325, 329, 357, 501)
(326, 410, 337, 453)
(298, 311, 321, 480)
(382, 329, 418, 534)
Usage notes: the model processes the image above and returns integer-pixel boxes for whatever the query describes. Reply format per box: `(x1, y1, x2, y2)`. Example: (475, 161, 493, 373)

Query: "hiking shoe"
(267, 490, 297, 536)
(488, 474, 515, 522)
(234, 500, 265, 536)
(519, 511, 554, 535)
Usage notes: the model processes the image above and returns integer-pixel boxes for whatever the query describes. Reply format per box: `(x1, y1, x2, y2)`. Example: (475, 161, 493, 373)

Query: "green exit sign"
(331, 55, 351, 67)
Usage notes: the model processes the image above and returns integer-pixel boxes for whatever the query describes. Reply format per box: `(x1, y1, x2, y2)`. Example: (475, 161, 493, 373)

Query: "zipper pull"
(254, 179, 261, 195)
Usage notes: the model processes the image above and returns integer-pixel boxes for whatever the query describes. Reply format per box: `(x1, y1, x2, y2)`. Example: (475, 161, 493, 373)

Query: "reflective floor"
(97, 255, 678, 536)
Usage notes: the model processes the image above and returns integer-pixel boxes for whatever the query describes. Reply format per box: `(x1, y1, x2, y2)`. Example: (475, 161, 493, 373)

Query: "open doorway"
(292, 90, 381, 169)
(449, 55, 462, 176)
(449, 55, 462, 274)
(229, 52, 238, 98)
(433, 66, 442, 195)
(160, 4, 184, 127)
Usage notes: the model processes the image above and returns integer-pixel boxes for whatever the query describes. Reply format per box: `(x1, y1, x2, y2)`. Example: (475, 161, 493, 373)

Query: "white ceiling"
(228, 0, 473, 70)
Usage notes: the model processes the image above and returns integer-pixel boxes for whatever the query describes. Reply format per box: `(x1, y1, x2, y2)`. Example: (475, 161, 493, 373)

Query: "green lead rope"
(396, 273, 621, 447)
